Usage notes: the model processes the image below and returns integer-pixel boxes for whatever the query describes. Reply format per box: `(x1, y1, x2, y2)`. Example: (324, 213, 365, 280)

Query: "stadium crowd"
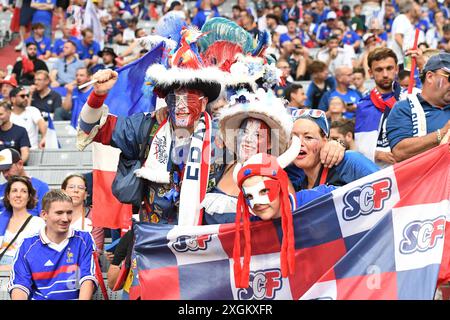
(0, 0, 449, 300)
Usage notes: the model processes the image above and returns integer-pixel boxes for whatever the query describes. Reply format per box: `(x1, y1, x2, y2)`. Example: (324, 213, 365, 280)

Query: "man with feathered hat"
(76, 27, 226, 227)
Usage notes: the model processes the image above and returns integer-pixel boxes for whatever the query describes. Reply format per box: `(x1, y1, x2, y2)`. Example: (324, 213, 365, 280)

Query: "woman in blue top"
(286, 109, 379, 191)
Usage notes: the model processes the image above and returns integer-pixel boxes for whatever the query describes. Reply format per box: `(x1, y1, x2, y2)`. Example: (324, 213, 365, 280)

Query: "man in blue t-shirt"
(52, 24, 80, 58)
(0, 148, 49, 216)
(318, 65, 362, 118)
(77, 28, 101, 69)
(31, 0, 56, 39)
(315, 11, 337, 46)
(386, 53, 450, 162)
(24, 23, 52, 60)
(9, 190, 97, 300)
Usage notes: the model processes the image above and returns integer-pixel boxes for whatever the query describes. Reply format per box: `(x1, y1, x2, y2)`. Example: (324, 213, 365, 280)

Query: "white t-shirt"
(123, 28, 136, 44)
(10, 106, 44, 149)
(389, 14, 425, 63)
(70, 216, 93, 232)
(0, 216, 45, 262)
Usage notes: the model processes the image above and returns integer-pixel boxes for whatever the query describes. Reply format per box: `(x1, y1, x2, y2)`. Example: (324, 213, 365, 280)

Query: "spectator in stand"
(77, 28, 101, 69)
(52, 23, 80, 58)
(265, 13, 287, 35)
(398, 69, 413, 90)
(340, 5, 352, 26)
(116, 28, 148, 66)
(329, 0, 342, 17)
(0, 176, 45, 272)
(122, 17, 139, 45)
(367, 16, 388, 47)
(439, 24, 450, 52)
(330, 119, 356, 150)
(316, 35, 354, 76)
(311, 0, 330, 25)
(285, 109, 378, 191)
(281, 0, 300, 24)
(359, 33, 383, 78)
(300, 10, 317, 48)
(352, 68, 369, 96)
(61, 174, 104, 255)
(30, 70, 63, 116)
(389, 0, 423, 68)
(285, 83, 307, 115)
(192, 0, 220, 29)
(15, 0, 33, 52)
(287, 38, 311, 81)
(24, 23, 52, 60)
(304, 60, 336, 109)
(0, 76, 18, 104)
(319, 65, 362, 119)
(255, 1, 267, 32)
(9, 87, 47, 150)
(315, 11, 338, 47)
(231, 4, 242, 23)
(50, 40, 85, 88)
(340, 20, 362, 54)
(274, 59, 293, 98)
(30, 0, 56, 39)
(91, 47, 118, 74)
(0, 148, 49, 216)
(55, 0, 70, 30)
(386, 53, 450, 162)
(351, 4, 366, 37)
(12, 42, 49, 87)
(279, 19, 300, 46)
(8, 190, 97, 300)
(59, 67, 93, 124)
(241, 11, 259, 38)
(0, 101, 30, 163)
(327, 96, 347, 123)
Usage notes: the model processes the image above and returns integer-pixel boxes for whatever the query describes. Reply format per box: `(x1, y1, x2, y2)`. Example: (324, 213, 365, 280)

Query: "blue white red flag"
(133, 143, 450, 300)
(45, 113, 60, 149)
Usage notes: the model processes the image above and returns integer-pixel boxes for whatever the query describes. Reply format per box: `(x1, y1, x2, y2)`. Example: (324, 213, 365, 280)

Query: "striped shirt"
(8, 228, 98, 300)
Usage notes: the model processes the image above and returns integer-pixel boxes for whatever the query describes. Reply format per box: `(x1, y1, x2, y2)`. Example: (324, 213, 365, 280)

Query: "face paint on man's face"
(237, 119, 270, 162)
(166, 89, 204, 128)
(242, 179, 280, 209)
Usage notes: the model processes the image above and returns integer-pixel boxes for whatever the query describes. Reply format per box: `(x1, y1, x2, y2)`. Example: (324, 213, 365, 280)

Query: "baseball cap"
(422, 52, 450, 74)
(362, 33, 376, 44)
(0, 148, 21, 171)
(0, 75, 18, 88)
(326, 11, 337, 20)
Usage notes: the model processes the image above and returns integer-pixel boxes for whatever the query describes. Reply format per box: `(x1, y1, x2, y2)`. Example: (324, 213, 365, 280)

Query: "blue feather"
(155, 11, 187, 46)
(251, 30, 270, 57)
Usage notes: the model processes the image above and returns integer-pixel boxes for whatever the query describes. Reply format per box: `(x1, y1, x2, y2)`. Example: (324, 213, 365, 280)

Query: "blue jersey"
(386, 94, 450, 150)
(342, 31, 361, 46)
(70, 87, 93, 129)
(0, 177, 49, 217)
(31, 0, 56, 26)
(25, 36, 52, 57)
(52, 37, 80, 56)
(192, 8, 220, 29)
(318, 88, 363, 118)
(77, 41, 100, 60)
(305, 77, 336, 109)
(8, 229, 97, 300)
(316, 24, 332, 42)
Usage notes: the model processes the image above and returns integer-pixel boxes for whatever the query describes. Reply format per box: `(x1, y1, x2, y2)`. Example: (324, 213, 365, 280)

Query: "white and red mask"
(166, 89, 205, 128)
(242, 179, 280, 211)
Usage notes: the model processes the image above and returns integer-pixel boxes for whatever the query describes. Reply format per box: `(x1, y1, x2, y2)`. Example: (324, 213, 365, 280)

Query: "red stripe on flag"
(91, 169, 132, 230)
(218, 221, 281, 258)
(336, 272, 398, 300)
(138, 267, 180, 300)
(394, 144, 450, 207)
(289, 239, 347, 299)
(32, 264, 79, 280)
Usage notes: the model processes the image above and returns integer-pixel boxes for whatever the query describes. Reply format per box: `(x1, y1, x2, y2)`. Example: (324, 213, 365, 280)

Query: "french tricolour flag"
(45, 113, 60, 149)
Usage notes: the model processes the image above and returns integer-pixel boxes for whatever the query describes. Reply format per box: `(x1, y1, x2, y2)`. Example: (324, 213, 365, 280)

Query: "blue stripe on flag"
(396, 264, 441, 299)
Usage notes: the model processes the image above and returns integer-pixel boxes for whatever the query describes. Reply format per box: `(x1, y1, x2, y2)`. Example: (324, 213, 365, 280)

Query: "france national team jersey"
(8, 229, 98, 300)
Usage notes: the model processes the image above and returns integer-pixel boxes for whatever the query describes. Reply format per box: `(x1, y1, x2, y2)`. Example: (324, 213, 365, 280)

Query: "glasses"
(279, 65, 291, 69)
(18, 94, 28, 98)
(435, 71, 450, 82)
(66, 184, 87, 191)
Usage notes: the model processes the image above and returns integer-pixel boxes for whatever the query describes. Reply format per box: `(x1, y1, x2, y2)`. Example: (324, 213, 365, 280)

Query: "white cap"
(326, 11, 337, 20)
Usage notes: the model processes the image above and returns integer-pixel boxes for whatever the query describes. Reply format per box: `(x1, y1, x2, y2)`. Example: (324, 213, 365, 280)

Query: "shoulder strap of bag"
(319, 167, 329, 185)
(0, 215, 33, 261)
(138, 116, 157, 164)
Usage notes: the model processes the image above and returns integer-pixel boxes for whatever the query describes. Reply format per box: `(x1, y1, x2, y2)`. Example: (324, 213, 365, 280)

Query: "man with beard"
(30, 70, 63, 116)
(50, 40, 85, 88)
(355, 47, 401, 167)
(386, 52, 450, 162)
(11, 42, 49, 86)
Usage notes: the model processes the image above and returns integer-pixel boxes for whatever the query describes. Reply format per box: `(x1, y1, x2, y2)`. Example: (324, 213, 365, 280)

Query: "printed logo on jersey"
(342, 178, 392, 221)
(237, 268, 282, 300)
(172, 234, 212, 252)
(399, 216, 446, 254)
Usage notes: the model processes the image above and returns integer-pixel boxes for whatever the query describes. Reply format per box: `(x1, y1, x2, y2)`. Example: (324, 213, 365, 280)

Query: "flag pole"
(407, 28, 420, 94)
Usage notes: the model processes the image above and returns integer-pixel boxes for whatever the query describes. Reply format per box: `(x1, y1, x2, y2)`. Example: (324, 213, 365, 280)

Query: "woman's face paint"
(166, 89, 205, 128)
(292, 119, 327, 170)
(241, 176, 281, 220)
(237, 118, 271, 162)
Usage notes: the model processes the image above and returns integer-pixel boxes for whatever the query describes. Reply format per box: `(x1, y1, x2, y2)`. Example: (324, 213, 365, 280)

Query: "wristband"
(87, 91, 107, 109)
(436, 129, 442, 143)
(332, 138, 347, 149)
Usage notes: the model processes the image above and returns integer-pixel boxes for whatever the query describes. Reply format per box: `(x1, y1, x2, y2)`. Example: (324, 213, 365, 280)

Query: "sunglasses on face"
(64, 64, 68, 73)
(18, 94, 28, 98)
